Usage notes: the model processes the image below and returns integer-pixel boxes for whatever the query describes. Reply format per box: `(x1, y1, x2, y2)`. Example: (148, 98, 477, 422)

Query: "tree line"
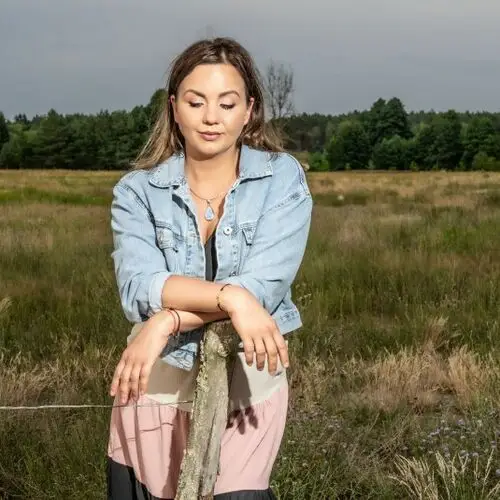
(283, 98, 500, 172)
(1, 92, 500, 171)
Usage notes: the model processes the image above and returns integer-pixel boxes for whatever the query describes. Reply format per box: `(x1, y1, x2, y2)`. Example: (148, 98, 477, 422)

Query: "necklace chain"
(188, 186, 228, 203)
(187, 170, 238, 222)
(188, 181, 235, 222)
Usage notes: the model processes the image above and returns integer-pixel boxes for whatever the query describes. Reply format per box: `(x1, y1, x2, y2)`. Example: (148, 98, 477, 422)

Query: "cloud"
(1, 0, 499, 118)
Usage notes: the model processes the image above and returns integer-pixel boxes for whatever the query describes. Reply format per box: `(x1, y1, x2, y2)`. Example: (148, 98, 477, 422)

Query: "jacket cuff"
(147, 270, 173, 316)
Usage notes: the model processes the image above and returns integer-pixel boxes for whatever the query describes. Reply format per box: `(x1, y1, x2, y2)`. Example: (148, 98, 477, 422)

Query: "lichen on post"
(175, 320, 239, 500)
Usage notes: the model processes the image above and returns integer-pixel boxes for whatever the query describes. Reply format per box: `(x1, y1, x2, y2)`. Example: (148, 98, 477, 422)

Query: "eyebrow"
(183, 89, 240, 99)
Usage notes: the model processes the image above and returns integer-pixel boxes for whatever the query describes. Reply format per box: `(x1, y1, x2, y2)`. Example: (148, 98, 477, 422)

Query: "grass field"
(1, 168, 500, 499)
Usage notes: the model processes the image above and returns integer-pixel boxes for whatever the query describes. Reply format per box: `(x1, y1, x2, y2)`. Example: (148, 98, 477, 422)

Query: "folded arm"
(157, 185, 312, 319)
(110, 182, 237, 329)
(110, 158, 312, 326)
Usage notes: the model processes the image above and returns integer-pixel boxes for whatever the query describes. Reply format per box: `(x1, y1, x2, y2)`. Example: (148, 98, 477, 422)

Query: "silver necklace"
(189, 186, 228, 221)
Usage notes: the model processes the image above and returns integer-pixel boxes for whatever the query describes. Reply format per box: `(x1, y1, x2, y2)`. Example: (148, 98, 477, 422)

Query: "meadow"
(0, 168, 499, 499)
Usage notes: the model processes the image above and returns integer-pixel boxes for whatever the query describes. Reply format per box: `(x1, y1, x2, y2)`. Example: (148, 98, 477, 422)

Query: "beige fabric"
(127, 324, 288, 413)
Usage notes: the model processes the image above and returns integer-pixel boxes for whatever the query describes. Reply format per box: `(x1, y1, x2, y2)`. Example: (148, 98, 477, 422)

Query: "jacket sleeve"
(218, 156, 313, 314)
(110, 181, 173, 323)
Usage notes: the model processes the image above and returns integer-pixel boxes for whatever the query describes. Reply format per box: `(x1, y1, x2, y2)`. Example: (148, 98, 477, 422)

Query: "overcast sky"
(1, 0, 499, 119)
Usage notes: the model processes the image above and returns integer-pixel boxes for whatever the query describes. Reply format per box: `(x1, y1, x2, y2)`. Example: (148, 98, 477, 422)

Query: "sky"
(1, 0, 499, 119)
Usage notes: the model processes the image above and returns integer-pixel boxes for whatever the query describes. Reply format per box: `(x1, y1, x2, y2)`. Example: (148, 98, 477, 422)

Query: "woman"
(106, 37, 313, 499)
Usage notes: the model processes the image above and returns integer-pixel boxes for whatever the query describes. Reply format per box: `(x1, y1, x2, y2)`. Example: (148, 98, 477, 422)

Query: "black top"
(204, 232, 217, 281)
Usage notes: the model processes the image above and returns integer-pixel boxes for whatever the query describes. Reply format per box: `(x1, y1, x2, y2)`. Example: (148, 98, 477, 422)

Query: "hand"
(220, 286, 289, 374)
(109, 310, 174, 405)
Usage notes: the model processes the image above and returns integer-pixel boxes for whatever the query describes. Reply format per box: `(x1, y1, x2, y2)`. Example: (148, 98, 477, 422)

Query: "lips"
(199, 131, 221, 141)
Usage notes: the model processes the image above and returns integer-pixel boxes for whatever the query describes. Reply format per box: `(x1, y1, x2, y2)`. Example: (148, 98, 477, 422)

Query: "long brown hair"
(132, 37, 284, 170)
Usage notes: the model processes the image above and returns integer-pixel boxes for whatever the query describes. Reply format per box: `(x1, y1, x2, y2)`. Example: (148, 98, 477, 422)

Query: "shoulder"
(269, 151, 307, 181)
(266, 150, 311, 202)
(112, 164, 168, 198)
(111, 168, 158, 214)
(113, 168, 152, 192)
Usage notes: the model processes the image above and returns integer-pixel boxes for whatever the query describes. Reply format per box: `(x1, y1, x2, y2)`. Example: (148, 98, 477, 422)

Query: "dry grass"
(293, 335, 499, 416)
(390, 451, 500, 499)
(1, 168, 500, 498)
(0, 203, 106, 222)
(309, 171, 500, 211)
(359, 343, 496, 412)
(0, 344, 116, 409)
(308, 171, 500, 195)
(0, 222, 109, 253)
(0, 169, 121, 192)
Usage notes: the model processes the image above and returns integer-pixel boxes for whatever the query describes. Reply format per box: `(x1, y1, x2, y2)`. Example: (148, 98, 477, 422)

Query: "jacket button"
(223, 226, 233, 236)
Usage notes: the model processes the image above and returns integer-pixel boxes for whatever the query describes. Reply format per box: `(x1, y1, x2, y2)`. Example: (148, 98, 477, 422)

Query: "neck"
(184, 145, 240, 191)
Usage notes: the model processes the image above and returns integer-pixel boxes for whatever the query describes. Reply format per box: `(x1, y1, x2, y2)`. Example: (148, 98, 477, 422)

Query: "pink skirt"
(106, 326, 289, 499)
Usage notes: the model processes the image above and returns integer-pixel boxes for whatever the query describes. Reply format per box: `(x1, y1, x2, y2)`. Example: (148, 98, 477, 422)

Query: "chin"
(189, 139, 236, 160)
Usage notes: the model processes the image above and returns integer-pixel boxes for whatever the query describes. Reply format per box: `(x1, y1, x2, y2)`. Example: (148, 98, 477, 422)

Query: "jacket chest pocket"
(154, 223, 183, 273)
(236, 221, 257, 272)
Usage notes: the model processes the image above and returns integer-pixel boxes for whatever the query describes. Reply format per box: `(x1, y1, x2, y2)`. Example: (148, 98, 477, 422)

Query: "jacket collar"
(148, 144, 273, 188)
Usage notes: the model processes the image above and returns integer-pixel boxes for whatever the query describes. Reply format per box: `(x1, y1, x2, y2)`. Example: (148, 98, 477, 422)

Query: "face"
(170, 63, 254, 159)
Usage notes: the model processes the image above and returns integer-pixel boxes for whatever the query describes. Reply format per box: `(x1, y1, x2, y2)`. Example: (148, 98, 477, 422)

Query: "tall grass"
(1, 169, 499, 499)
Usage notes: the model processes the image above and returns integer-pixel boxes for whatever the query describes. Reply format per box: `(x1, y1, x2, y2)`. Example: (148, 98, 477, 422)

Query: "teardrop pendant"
(204, 203, 215, 221)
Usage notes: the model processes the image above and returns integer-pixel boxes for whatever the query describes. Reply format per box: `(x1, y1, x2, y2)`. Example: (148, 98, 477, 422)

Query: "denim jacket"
(110, 144, 313, 371)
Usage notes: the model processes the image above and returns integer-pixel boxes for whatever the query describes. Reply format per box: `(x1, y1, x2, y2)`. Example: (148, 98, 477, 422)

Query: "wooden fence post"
(175, 320, 239, 499)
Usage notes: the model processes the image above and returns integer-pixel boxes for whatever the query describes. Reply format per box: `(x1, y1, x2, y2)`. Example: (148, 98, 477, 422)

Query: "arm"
(110, 180, 175, 322)
(161, 156, 313, 315)
(159, 194, 312, 315)
(110, 307, 226, 403)
(171, 309, 227, 332)
(217, 188, 312, 314)
(160, 275, 237, 313)
(111, 156, 312, 323)
(110, 178, 243, 323)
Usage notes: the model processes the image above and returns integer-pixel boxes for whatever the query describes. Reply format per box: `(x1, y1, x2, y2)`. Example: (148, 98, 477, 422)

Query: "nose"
(203, 102, 220, 125)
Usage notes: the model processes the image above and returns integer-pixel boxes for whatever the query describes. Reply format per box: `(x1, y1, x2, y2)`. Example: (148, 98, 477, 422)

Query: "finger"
(129, 364, 142, 402)
(139, 365, 152, 396)
(263, 334, 278, 374)
(109, 358, 126, 397)
(242, 338, 255, 366)
(119, 361, 133, 405)
(273, 331, 289, 369)
(253, 338, 266, 371)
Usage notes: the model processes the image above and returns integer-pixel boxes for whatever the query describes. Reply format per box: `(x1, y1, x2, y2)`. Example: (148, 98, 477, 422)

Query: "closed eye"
(221, 104, 235, 110)
(189, 102, 203, 108)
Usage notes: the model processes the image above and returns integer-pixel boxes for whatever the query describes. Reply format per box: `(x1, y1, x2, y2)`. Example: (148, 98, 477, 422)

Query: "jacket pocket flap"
(241, 223, 256, 245)
(156, 227, 179, 251)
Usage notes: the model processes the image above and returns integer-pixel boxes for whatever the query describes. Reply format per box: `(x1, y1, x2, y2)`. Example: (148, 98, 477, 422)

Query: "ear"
(170, 95, 178, 123)
(243, 97, 255, 126)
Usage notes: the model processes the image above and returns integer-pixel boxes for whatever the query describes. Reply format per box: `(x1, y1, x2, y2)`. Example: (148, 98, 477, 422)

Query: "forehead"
(179, 63, 245, 93)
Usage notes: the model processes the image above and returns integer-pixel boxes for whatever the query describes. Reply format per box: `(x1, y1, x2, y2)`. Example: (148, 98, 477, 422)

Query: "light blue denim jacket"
(110, 144, 313, 371)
